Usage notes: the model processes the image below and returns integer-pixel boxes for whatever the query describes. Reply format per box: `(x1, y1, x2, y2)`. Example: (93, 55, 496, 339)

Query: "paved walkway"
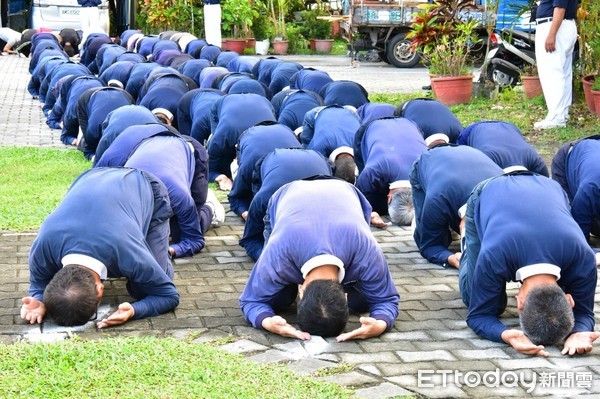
(1, 54, 599, 398)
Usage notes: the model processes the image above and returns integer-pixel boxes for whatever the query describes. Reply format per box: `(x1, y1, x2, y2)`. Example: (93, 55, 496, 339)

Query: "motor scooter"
(480, 28, 536, 87)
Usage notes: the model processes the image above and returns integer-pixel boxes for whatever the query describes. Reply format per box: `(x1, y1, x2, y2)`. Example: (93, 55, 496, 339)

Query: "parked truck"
(339, 0, 532, 68)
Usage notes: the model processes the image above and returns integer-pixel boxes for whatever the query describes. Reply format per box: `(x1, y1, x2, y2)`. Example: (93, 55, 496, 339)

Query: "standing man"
(533, 0, 578, 130)
(21, 167, 179, 328)
(203, 0, 222, 48)
(78, 0, 104, 50)
(240, 178, 399, 340)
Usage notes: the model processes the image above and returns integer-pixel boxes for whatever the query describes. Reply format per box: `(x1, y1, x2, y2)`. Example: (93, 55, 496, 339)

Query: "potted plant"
(221, 0, 259, 54)
(304, 9, 333, 53)
(407, 0, 482, 105)
(521, 64, 543, 99)
(252, 0, 273, 55)
(577, 0, 599, 114)
(591, 80, 600, 116)
(269, 0, 290, 54)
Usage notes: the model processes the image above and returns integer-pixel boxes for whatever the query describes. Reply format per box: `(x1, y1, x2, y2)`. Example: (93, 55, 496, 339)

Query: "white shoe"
(533, 119, 566, 130)
(206, 189, 225, 227)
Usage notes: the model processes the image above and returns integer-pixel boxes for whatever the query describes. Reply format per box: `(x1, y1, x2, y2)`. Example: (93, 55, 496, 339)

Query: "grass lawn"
(0, 337, 351, 399)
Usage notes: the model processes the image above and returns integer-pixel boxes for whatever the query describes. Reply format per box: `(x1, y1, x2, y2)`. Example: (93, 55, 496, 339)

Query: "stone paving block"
(189, 329, 232, 344)
(396, 350, 456, 362)
(358, 341, 417, 353)
(414, 339, 476, 351)
(246, 349, 300, 364)
(493, 358, 557, 370)
(285, 358, 338, 375)
(220, 338, 269, 354)
(432, 360, 500, 372)
(352, 382, 413, 398)
(317, 371, 379, 387)
(453, 348, 512, 360)
(356, 363, 382, 376)
(339, 351, 399, 365)
(386, 374, 468, 398)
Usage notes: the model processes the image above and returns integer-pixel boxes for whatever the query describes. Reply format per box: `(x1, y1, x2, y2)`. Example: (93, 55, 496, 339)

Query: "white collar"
(515, 263, 561, 282)
(300, 254, 345, 283)
(61, 254, 108, 280)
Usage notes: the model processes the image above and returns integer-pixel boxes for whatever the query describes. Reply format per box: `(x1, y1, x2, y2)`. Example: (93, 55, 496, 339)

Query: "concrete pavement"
(1, 54, 599, 398)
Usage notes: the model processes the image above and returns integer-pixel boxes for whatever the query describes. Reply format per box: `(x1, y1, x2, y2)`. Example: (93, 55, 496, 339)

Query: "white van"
(30, 0, 110, 33)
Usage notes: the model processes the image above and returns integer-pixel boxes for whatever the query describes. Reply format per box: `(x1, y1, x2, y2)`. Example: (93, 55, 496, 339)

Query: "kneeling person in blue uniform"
(21, 167, 179, 328)
(459, 171, 599, 356)
(239, 178, 399, 340)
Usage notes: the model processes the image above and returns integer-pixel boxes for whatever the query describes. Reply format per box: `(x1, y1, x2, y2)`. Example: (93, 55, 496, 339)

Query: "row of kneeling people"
(18, 27, 600, 356)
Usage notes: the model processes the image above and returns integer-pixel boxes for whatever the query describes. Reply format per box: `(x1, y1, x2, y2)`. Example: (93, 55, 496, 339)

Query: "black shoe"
(422, 84, 432, 90)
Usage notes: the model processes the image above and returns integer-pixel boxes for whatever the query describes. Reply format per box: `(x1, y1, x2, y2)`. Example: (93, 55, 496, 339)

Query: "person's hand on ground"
(502, 329, 549, 356)
(97, 302, 135, 329)
(215, 174, 233, 191)
(336, 317, 387, 341)
(370, 212, 391, 228)
(561, 331, 600, 356)
(20, 297, 46, 324)
(447, 253, 462, 269)
(262, 315, 310, 340)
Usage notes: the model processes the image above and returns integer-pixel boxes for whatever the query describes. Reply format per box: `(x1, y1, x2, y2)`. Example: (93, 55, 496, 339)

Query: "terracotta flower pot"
(272, 40, 289, 55)
(309, 38, 316, 51)
(220, 39, 229, 51)
(245, 38, 256, 49)
(313, 39, 334, 53)
(227, 39, 247, 55)
(522, 75, 543, 99)
(592, 90, 600, 117)
(582, 74, 597, 114)
(430, 75, 473, 106)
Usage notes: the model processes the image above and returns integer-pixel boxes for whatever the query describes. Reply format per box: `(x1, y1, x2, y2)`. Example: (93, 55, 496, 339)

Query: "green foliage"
(285, 22, 309, 52)
(592, 79, 600, 91)
(303, 9, 332, 39)
(136, 0, 204, 37)
(221, 0, 259, 38)
(577, 0, 600, 76)
(407, 0, 482, 76)
(0, 337, 352, 399)
(0, 147, 90, 231)
(251, 0, 273, 40)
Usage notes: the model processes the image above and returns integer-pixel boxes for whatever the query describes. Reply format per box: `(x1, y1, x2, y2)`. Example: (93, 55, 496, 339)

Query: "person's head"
(43, 265, 103, 326)
(63, 42, 75, 57)
(297, 279, 349, 337)
(334, 153, 356, 184)
(388, 187, 414, 226)
(425, 133, 450, 149)
(519, 285, 574, 345)
(152, 108, 173, 125)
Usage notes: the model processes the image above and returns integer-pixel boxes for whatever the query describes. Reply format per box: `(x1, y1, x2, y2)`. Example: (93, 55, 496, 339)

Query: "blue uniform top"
(207, 93, 276, 181)
(268, 62, 303, 95)
(355, 117, 427, 214)
(276, 90, 323, 131)
(300, 105, 361, 159)
(239, 148, 333, 261)
(409, 145, 503, 265)
(77, 87, 135, 160)
(252, 57, 284, 86)
(99, 61, 137, 88)
(536, 0, 579, 19)
(457, 121, 548, 176)
(228, 122, 302, 217)
(466, 174, 596, 342)
(290, 68, 333, 93)
(28, 167, 179, 319)
(96, 124, 209, 257)
(356, 102, 395, 124)
(319, 80, 369, 109)
(396, 98, 463, 143)
(565, 139, 600, 239)
(59, 76, 104, 145)
(239, 178, 399, 331)
(94, 105, 159, 163)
